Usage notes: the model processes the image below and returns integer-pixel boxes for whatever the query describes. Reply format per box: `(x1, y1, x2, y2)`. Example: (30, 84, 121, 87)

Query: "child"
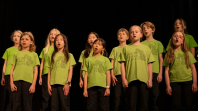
(119, 25, 155, 111)
(47, 34, 76, 111)
(166, 18, 198, 56)
(140, 21, 165, 111)
(164, 31, 197, 111)
(10, 32, 40, 111)
(83, 38, 113, 111)
(79, 32, 99, 88)
(39, 28, 60, 111)
(109, 28, 129, 111)
(1, 30, 22, 111)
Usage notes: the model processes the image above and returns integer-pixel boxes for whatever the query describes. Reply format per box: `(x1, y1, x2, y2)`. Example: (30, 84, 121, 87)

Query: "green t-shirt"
(9, 51, 40, 83)
(82, 56, 113, 89)
(118, 44, 155, 84)
(109, 46, 125, 76)
(39, 47, 54, 75)
(163, 50, 196, 82)
(2, 47, 19, 75)
(141, 40, 166, 74)
(166, 34, 198, 51)
(46, 53, 76, 86)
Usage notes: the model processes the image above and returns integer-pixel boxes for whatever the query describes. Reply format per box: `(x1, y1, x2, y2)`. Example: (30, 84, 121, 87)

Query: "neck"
(94, 52, 102, 57)
(145, 35, 154, 41)
(174, 45, 182, 51)
(22, 47, 30, 51)
(50, 42, 54, 47)
(57, 48, 64, 53)
(13, 43, 19, 48)
(132, 40, 141, 45)
(119, 41, 127, 47)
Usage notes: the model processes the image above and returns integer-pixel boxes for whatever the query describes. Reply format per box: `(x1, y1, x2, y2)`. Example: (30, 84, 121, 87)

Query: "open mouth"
(23, 43, 26, 45)
(58, 43, 61, 46)
(15, 39, 18, 41)
(120, 37, 123, 39)
(52, 37, 55, 39)
(133, 36, 136, 38)
(94, 48, 98, 51)
(175, 40, 178, 43)
(145, 32, 148, 35)
(177, 27, 179, 29)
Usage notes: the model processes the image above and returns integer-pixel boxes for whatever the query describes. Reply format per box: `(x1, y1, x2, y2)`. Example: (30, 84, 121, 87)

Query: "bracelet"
(106, 86, 110, 88)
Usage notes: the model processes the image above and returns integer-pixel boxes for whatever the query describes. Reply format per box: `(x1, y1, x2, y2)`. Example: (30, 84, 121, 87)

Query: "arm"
(48, 68, 52, 96)
(191, 64, 197, 93)
(29, 66, 38, 93)
(110, 59, 117, 86)
(10, 65, 17, 91)
(83, 71, 88, 97)
(121, 62, 128, 87)
(63, 66, 73, 96)
(190, 48, 195, 57)
(157, 54, 163, 83)
(147, 63, 153, 88)
(1, 60, 7, 86)
(104, 70, 111, 96)
(39, 59, 44, 85)
(164, 66, 172, 95)
(79, 63, 84, 88)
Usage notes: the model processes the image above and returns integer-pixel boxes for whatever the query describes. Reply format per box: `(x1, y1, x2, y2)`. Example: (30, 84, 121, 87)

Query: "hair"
(19, 32, 36, 52)
(84, 32, 99, 58)
(44, 28, 60, 56)
(140, 21, 155, 35)
(93, 38, 108, 57)
(117, 28, 129, 36)
(51, 34, 69, 64)
(166, 31, 190, 68)
(10, 30, 23, 40)
(129, 25, 143, 42)
(174, 18, 188, 34)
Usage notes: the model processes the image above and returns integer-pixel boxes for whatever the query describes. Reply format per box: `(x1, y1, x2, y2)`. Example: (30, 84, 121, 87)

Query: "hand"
(48, 85, 52, 96)
(192, 83, 197, 93)
(11, 83, 17, 92)
(111, 75, 117, 86)
(63, 84, 70, 96)
(39, 78, 42, 85)
(147, 79, 152, 88)
(29, 85, 35, 94)
(122, 79, 128, 88)
(157, 74, 162, 83)
(1, 77, 5, 86)
(166, 86, 172, 95)
(79, 78, 83, 88)
(104, 88, 110, 96)
(83, 90, 88, 97)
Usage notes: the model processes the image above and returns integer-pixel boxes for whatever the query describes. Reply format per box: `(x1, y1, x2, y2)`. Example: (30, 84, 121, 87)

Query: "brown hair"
(129, 25, 143, 42)
(166, 31, 190, 68)
(19, 32, 36, 52)
(117, 28, 129, 36)
(174, 18, 188, 34)
(84, 32, 99, 58)
(140, 21, 155, 35)
(10, 30, 23, 40)
(51, 34, 69, 64)
(93, 38, 108, 57)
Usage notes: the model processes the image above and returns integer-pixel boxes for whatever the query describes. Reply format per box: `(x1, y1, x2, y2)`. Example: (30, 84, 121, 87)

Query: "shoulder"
(69, 53, 74, 57)
(141, 40, 147, 44)
(6, 47, 17, 51)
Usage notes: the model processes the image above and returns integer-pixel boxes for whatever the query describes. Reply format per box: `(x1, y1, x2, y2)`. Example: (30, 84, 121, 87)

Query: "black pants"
(2, 75, 12, 111)
(51, 85, 70, 111)
(112, 75, 126, 111)
(41, 74, 51, 111)
(12, 80, 33, 111)
(87, 86, 109, 111)
(170, 81, 193, 111)
(126, 80, 149, 111)
(149, 73, 159, 111)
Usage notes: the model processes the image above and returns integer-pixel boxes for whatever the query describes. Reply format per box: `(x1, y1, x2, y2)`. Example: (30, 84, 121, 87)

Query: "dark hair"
(174, 18, 188, 34)
(93, 38, 108, 57)
(51, 34, 69, 64)
(84, 32, 99, 58)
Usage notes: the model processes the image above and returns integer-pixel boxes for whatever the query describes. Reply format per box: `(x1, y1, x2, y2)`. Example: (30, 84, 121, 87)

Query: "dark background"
(0, 0, 198, 111)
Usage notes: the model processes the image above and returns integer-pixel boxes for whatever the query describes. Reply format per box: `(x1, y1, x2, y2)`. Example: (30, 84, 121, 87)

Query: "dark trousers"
(51, 85, 70, 111)
(2, 75, 12, 111)
(41, 74, 51, 111)
(170, 81, 193, 111)
(12, 80, 33, 111)
(87, 86, 109, 111)
(112, 75, 126, 111)
(126, 80, 149, 111)
(149, 73, 159, 111)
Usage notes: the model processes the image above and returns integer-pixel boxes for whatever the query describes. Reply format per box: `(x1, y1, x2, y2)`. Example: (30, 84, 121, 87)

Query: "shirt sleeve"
(163, 55, 169, 66)
(39, 48, 45, 59)
(118, 47, 126, 62)
(158, 41, 166, 54)
(82, 59, 88, 72)
(109, 48, 115, 59)
(34, 53, 40, 67)
(69, 53, 76, 66)
(189, 35, 198, 48)
(166, 39, 171, 51)
(188, 52, 197, 65)
(2, 49, 8, 60)
(45, 54, 51, 68)
(9, 53, 16, 66)
(105, 58, 113, 71)
(147, 47, 155, 63)
(78, 51, 85, 63)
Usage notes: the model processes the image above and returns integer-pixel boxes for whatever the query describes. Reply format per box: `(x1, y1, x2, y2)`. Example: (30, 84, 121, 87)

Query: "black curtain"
(0, 0, 197, 111)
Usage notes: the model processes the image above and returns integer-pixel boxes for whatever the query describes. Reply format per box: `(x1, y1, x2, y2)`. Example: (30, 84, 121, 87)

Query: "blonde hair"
(166, 31, 190, 68)
(117, 28, 129, 36)
(129, 25, 143, 42)
(10, 30, 23, 40)
(19, 32, 36, 52)
(140, 21, 155, 35)
(44, 28, 60, 56)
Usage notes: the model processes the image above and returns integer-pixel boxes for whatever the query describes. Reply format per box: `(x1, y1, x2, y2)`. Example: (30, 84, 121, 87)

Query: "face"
(88, 34, 97, 46)
(13, 32, 21, 44)
(49, 30, 57, 42)
(130, 26, 143, 41)
(20, 35, 32, 48)
(55, 35, 65, 49)
(174, 19, 184, 31)
(142, 25, 154, 37)
(172, 32, 184, 47)
(117, 31, 129, 42)
(93, 40, 104, 54)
